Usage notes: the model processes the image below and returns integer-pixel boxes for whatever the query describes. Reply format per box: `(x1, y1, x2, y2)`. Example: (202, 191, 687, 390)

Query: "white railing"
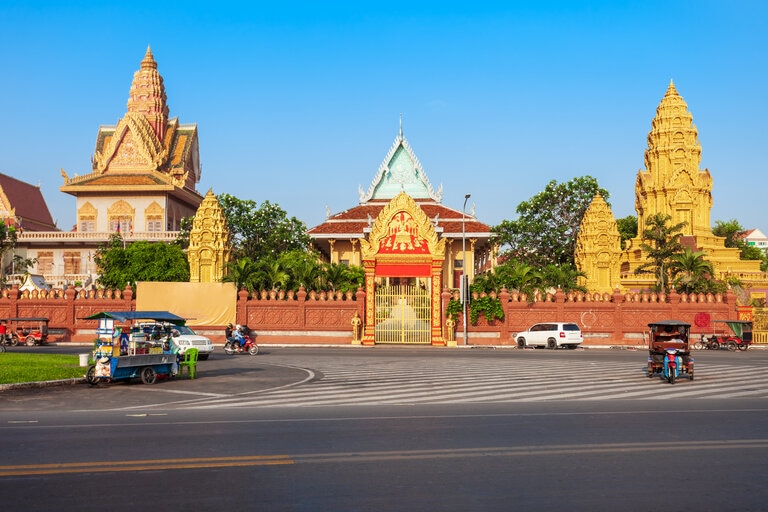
(19, 231, 180, 242)
(7, 273, 95, 288)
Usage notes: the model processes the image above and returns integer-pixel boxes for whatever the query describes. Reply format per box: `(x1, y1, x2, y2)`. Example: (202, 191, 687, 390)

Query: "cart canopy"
(713, 320, 752, 338)
(84, 311, 186, 325)
(648, 320, 691, 329)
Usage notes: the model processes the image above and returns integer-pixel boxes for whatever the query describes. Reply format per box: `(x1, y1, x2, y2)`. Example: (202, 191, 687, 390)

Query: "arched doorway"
(360, 192, 446, 345)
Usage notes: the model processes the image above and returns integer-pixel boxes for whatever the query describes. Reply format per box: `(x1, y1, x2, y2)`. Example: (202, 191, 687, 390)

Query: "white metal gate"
(374, 284, 431, 344)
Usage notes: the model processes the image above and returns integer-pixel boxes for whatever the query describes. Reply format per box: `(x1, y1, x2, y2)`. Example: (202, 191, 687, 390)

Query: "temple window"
(107, 200, 134, 233)
(144, 202, 165, 232)
(79, 218, 95, 232)
(37, 251, 53, 274)
(146, 216, 162, 232)
(63, 251, 81, 274)
(78, 202, 98, 232)
(109, 217, 132, 233)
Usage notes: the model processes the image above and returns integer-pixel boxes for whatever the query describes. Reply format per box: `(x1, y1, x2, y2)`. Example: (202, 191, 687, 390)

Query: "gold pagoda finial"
(127, 46, 168, 142)
(141, 45, 157, 70)
(665, 79, 678, 97)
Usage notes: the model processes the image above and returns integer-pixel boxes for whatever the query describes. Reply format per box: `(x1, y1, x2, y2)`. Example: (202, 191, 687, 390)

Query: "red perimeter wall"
(2, 285, 738, 347)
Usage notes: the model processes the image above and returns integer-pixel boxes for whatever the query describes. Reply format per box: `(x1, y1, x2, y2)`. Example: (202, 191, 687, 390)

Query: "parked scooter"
(223, 325, 259, 356)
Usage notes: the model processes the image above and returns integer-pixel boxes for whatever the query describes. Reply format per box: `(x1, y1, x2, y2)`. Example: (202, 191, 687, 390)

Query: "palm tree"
(668, 248, 716, 294)
(495, 259, 542, 296)
(252, 257, 289, 291)
(279, 250, 321, 290)
(540, 263, 587, 294)
(222, 257, 258, 292)
(321, 262, 349, 292)
(634, 213, 687, 293)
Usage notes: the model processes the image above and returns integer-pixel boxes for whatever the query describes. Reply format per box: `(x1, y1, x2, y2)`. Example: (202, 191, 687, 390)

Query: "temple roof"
(308, 200, 490, 238)
(60, 48, 201, 206)
(358, 130, 442, 203)
(0, 173, 58, 231)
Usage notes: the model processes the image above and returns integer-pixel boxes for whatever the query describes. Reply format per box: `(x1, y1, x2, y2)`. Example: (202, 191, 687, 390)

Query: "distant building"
(9, 47, 204, 287)
(0, 173, 58, 232)
(739, 229, 768, 251)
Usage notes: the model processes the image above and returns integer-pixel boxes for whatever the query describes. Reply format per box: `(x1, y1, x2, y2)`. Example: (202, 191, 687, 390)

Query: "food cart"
(83, 311, 186, 385)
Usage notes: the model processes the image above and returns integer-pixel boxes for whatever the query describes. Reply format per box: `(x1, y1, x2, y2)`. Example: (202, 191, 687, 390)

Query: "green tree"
(222, 257, 259, 292)
(471, 258, 542, 297)
(491, 176, 609, 267)
(616, 215, 638, 249)
(712, 219, 744, 248)
(319, 261, 364, 293)
(217, 194, 310, 260)
(174, 216, 193, 249)
(634, 213, 687, 293)
(668, 248, 720, 294)
(713, 218, 768, 271)
(280, 250, 322, 290)
(251, 257, 290, 291)
(0, 221, 19, 284)
(539, 263, 587, 294)
(95, 234, 190, 289)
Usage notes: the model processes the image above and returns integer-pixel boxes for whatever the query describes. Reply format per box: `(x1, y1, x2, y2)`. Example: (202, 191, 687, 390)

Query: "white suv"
(515, 322, 583, 349)
(139, 323, 214, 359)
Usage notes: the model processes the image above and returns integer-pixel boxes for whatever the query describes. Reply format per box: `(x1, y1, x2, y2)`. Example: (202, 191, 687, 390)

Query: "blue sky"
(1, 1, 766, 233)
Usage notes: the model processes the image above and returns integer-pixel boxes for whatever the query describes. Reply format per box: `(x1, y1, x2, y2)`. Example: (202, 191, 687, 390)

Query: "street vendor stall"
(83, 311, 187, 385)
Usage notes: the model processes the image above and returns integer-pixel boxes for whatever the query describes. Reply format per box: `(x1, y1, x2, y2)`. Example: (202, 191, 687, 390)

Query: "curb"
(0, 377, 85, 391)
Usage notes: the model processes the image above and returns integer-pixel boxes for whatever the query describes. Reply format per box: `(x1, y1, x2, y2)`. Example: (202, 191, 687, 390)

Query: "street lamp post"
(462, 193, 471, 346)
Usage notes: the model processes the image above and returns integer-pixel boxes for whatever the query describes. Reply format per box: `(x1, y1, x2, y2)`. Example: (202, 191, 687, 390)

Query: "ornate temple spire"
(636, 81, 711, 238)
(126, 45, 169, 143)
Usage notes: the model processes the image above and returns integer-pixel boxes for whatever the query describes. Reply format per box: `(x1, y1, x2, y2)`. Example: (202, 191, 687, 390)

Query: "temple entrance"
(359, 192, 446, 346)
(374, 277, 431, 344)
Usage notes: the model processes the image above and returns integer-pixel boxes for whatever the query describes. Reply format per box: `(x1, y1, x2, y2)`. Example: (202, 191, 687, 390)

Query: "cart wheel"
(85, 365, 98, 386)
(727, 341, 737, 352)
(140, 366, 157, 385)
(10, 335, 18, 346)
(738, 344, 748, 351)
(709, 341, 719, 350)
(25, 335, 36, 346)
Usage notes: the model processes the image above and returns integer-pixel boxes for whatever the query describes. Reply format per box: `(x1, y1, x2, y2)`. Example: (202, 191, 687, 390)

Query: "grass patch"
(0, 353, 88, 384)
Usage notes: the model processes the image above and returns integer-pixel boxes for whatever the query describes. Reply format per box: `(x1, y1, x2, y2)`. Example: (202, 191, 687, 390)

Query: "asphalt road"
(2, 346, 767, 511)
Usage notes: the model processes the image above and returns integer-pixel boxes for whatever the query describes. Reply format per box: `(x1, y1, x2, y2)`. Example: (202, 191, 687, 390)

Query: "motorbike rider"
(225, 323, 235, 343)
(233, 324, 246, 350)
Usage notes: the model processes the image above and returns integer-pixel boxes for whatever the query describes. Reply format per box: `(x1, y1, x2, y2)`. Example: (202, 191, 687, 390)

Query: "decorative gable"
(360, 192, 445, 260)
(359, 133, 442, 203)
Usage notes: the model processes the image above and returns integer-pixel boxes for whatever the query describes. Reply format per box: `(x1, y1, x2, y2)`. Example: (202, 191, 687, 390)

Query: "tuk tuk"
(647, 320, 694, 384)
(0, 317, 49, 346)
(697, 320, 752, 351)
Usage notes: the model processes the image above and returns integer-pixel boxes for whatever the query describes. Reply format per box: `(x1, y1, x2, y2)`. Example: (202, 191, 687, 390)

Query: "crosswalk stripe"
(182, 358, 768, 409)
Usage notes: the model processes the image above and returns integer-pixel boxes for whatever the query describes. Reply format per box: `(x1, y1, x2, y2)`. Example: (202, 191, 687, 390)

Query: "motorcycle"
(662, 348, 682, 384)
(223, 335, 259, 356)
